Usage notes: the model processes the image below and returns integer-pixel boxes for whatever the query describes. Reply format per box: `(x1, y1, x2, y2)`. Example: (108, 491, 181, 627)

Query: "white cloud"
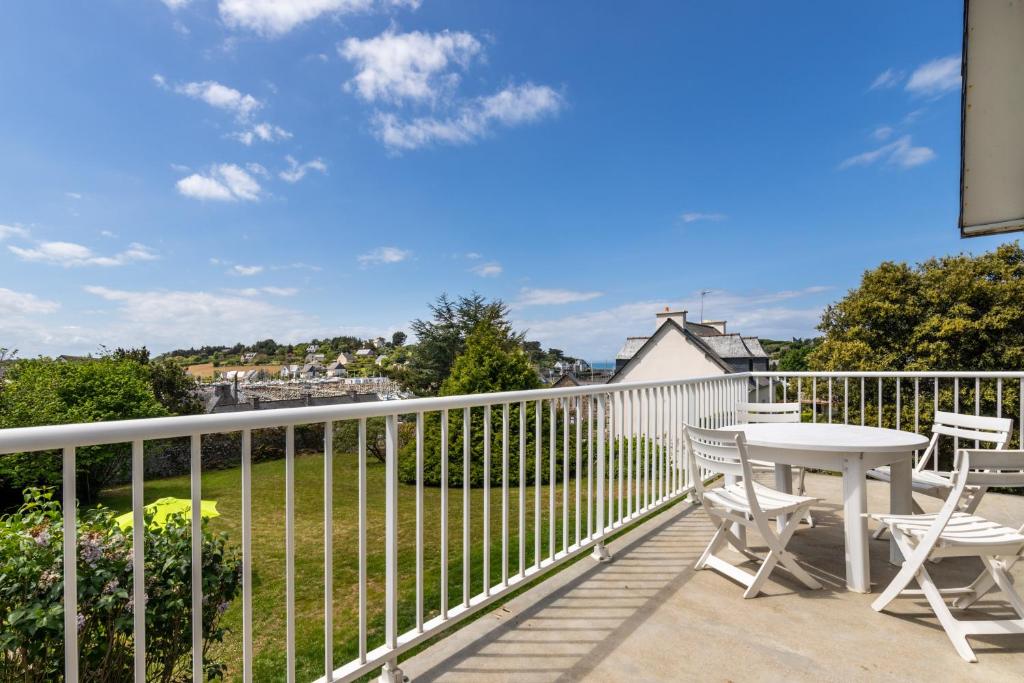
(680, 212, 726, 224)
(218, 0, 389, 37)
(100, 230, 117, 238)
(871, 125, 894, 141)
(279, 155, 328, 183)
(0, 288, 60, 314)
(340, 29, 482, 104)
(374, 83, 563, 151)
(839, 135, 935, 170)
(82, 285, 320, 351)
(228, 286, 299, 296)
(514, 286, 830, 359)
(246, 162, 270, 178)
(470, 262, 502, 277)
(357, 246, 411, 265)
(514, 288, 603, 307)
(906, 55, 961, 96)
(0, 224, 30, 241)
(232, 122, 293, 145)
(869, 68, 902, 90)
(156, 75, 262, 121)
(9, 240, 158, 267)
(176, 164, 262, 201)
(65, 192, 83, 200)
(162, 0, 194, 9)
(231, 264, 264, 276)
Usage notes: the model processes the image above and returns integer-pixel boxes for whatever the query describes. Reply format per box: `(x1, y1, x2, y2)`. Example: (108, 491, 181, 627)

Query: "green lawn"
(99, 450, 604, 682)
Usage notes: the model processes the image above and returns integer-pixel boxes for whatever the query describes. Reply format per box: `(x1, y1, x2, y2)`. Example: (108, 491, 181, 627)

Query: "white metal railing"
(0, 373, 748, 682)
(752, 371, 1024, 453)
(9, 369, 1023, 681)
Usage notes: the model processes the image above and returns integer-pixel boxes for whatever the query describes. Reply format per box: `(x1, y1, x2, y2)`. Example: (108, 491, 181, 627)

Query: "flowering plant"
(0, 488, 241, 682)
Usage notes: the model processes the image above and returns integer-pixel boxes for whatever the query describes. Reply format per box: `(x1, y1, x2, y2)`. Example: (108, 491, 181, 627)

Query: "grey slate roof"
(741, 336, 768, 358)
(701, 333, 753, 359)
(683, 321, 720, 337)
(616, 337, 650, 360)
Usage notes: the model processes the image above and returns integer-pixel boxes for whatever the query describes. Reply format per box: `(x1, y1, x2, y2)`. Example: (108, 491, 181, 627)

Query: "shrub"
(0, 488, 241, 682)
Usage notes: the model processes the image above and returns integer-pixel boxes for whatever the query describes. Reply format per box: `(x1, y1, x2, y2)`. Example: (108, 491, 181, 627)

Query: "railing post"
(380, 414, 404, 683)
(590, 394, 611, 562)
(63, 446, 78, 683)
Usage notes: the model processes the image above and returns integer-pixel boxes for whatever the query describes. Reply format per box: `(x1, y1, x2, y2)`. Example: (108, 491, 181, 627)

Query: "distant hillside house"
(609, 308, 769, 385)
(355, 348, 374, 358)
(325, 361, 347, 377)
(336, 352, 355, 366)
(280, 364, 300, 379)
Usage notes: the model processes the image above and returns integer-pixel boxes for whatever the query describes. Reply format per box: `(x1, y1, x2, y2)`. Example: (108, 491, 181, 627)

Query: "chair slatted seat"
(871, 449, 1024, 662)
(868, 411, 1012, 539)
(683, 424, 822, 599)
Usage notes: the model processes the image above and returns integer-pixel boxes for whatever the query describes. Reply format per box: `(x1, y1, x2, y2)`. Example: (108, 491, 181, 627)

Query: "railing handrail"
(0, 373, 744, 454)
(752, 370, 1024, 379)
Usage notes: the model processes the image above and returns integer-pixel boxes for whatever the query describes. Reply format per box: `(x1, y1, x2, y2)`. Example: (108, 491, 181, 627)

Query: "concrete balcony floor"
(403, 474, 1024, 682)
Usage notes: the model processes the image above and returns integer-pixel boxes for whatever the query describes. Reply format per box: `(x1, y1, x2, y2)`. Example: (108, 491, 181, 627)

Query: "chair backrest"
(918, 411, 1014, 473)
(738, 401, 801, 424)
(955, 449, 1024, 489)
(683, 424, 768, 527)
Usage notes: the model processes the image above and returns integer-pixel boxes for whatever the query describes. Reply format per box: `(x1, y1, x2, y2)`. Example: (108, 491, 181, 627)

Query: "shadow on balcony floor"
(402, 474, 1024, 682)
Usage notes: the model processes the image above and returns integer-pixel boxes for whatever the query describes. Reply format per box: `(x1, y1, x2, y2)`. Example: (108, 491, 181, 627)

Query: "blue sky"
(0, 1, 1015, 360)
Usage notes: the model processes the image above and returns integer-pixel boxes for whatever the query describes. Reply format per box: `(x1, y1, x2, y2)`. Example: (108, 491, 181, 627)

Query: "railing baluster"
(549, 399, 556, 559)
(483, 406, 491, 595)
(285, 426, 296, 683)
(812, 377, 817, 423)
(463, 408, 470, 607)
(518, 401, 526, 578)
(844, 377, 849, 424)
(860, 377, 865, 426)
(132, 439, 145, 682)
(357, 420, 367, 663)
(591, 394, 609, 561)
(323, 421, 335, 679)
(242, 430, 253, 682)
(502, 403, 510, 586)
(415, 413, 424, 631)
(383, 415, 399, 678)
(63, 446, 78, 683)
(587, 396, 594, 539)
(975, 377, 981, 447)
(827, 378, 833, 423)
(896, 378, 901, 430)
(441, 411, 449, 617)
(914, 378, 920, 434)
(877, 378, 883, 428)
(954, 377, 960, 452)
(610, 393, 618, 528)
(575, 396, 582, 545)
(534, 400, 541, 569)
(624, 391, 632, 517)
(562, 398, 569, 550)
(191, 434, 203, 682)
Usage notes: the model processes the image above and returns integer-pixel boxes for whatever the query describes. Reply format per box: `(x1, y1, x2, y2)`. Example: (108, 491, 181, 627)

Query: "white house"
(609, 308, 769, 384)
(279, 364, 300, 379)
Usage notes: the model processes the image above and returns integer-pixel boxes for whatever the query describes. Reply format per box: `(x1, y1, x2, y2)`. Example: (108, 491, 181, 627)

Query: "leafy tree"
(113, 347, 201, 416)
(801, 243, 1024, 454)
(391, 331, 407, 347)
(400, 323, 544, 486)
(0, 357, 168, 504)
(810, 243, 1024, 371)
(391, 293, 523, 396)
(775, 338, 820, 371)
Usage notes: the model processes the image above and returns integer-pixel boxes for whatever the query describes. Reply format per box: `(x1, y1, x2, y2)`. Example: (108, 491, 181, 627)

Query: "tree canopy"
(809, 243, 1024, 371)
(392, 293, 524, 395)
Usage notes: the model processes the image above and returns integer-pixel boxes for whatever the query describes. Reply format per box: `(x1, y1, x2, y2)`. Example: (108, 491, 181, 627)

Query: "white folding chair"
(871, 449, 1024, 662)
(868, 411, 1012, 539)
(737, 401, 814, 526)
(683, 424, 822, 599)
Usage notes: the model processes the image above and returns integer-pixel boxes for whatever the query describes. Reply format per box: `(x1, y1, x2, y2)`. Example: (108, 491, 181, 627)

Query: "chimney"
(702, 320, 727, 335)
(655, 306, 687, 330)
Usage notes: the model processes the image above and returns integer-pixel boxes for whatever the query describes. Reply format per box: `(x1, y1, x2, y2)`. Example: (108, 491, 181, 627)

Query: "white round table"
(722, 422, 930, 593)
